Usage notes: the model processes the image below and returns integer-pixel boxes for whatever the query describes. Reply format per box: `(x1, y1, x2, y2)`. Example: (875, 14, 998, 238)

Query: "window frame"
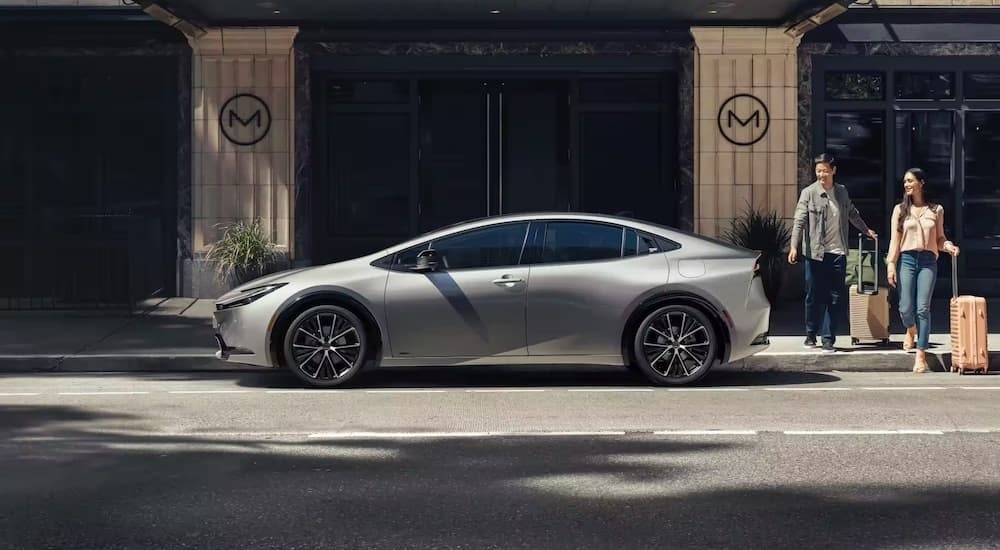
(380, 220, 531, 272)
(813, 55, 1000, 282)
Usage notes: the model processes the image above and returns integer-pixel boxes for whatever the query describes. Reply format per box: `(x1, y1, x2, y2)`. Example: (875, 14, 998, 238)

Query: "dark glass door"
(417, 79, 569, 233)
(962, 111, 1000, 278)
(577, 77, 676, 224)
(893, 110, 956, 278)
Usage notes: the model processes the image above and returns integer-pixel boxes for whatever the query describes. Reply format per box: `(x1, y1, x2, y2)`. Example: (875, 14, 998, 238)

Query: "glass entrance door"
(417, 79, 570, 233)
(962, 111, 1000, 278)
(893, 110, 956, 279)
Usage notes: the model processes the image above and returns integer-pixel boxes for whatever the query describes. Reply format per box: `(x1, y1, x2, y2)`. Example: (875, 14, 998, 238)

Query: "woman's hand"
(887, 265, 897, 288)
(945, 242, 960, 256)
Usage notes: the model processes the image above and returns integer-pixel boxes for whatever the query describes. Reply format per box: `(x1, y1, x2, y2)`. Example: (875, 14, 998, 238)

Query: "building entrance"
(312, 73, 678, 264)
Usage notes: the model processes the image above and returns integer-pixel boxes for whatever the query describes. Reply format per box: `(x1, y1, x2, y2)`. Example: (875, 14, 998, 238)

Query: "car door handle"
(492, 277, 524, 285)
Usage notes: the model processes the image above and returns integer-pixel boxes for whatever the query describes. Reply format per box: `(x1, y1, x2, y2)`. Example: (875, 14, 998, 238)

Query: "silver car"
(212, 212, 771, 387)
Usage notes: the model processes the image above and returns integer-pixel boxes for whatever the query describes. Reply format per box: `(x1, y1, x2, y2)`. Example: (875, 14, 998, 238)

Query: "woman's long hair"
(897, 167, 937, 236)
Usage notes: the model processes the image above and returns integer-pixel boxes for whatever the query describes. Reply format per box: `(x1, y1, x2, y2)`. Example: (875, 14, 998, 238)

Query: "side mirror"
(412, 249, 441, 273)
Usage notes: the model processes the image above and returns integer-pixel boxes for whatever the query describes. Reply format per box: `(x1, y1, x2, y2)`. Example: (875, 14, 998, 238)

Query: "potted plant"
(205, 219, 279, 287)
(720, 202, 792, 305)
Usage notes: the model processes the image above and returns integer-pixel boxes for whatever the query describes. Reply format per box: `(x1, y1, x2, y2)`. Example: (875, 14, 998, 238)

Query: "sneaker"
(821, 342, 837, 353)
(804, 335, 818, 348)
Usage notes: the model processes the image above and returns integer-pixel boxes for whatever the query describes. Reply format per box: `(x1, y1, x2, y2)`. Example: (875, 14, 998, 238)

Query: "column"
(691, 27, 800, 239)
(187, 27, 297, 296)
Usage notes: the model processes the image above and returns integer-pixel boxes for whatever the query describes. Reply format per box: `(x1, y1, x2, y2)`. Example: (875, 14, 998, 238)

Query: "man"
(788, 153, 877, 352)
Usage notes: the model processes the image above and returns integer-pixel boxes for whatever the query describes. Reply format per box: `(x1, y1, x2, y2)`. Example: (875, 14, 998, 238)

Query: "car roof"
(366, 211, 756, 259)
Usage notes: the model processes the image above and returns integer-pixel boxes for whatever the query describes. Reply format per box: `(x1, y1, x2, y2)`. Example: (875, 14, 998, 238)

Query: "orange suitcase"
(949, 257, 989, 375)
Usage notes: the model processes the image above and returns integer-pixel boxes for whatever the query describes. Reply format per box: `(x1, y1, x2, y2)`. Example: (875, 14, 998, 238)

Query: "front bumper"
(212, 305, 274, 367)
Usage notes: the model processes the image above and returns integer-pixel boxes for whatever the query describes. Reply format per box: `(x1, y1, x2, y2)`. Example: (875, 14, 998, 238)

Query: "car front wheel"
(633, 304, 718, 386)
(282, 305, 368, 388)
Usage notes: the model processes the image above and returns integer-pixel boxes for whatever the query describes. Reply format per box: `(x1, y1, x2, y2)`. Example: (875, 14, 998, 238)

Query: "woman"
(886, 168, 960, 373)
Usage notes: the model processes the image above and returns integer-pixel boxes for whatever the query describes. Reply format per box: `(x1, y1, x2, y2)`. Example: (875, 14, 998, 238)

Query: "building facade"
(1, 0, 998, 308)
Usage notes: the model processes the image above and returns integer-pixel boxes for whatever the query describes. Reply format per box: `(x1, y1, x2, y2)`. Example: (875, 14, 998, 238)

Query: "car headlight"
(215, 283, 286, 310)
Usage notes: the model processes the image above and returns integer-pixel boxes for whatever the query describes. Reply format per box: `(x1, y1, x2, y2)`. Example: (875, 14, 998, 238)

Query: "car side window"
(539, 221, 624, 264)
(396, 222, 529, 270)
(623, 228, 681, 257)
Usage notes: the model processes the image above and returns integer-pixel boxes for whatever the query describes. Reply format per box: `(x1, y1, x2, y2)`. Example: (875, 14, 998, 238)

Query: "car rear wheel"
(633, 304, 717, 386)
(282, 305, 368, 388)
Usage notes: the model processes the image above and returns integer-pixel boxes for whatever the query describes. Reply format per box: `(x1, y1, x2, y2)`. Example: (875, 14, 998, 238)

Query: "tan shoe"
(913, 351, 929, 373)
(903, 327, 916, 353)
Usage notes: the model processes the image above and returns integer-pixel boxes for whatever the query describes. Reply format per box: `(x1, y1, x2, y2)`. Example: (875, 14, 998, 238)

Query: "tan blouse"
(887, 203, 947, 263)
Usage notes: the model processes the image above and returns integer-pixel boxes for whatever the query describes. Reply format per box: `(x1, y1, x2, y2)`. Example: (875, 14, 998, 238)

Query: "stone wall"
(691, 27, 801, 239)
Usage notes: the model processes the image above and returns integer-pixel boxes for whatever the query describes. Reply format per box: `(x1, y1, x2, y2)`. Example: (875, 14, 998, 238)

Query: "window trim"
(379, 220, 531, 272)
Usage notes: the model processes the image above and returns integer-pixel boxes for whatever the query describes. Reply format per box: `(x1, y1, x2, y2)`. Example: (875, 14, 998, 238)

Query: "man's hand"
(867, 229, 878, 240)
(788, 247, 798, 264)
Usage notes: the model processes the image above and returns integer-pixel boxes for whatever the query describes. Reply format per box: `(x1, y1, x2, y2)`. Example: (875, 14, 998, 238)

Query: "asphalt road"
(2, 368, 1000, 550)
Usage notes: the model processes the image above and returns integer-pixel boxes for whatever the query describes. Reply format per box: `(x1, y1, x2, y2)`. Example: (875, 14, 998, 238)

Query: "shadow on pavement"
(1, 404, 998, 549)
(84, 366, 844, 390)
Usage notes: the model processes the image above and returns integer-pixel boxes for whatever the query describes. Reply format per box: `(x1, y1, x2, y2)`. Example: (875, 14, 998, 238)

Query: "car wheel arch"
(620, 291, 732, 369)
(268, 290, 384, 370)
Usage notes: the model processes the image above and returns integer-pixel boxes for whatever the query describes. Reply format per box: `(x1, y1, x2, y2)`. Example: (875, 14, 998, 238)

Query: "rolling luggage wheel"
(851, 338, 859, 346)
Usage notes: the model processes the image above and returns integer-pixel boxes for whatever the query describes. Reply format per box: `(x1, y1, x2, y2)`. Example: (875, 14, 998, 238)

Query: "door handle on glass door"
(492, 276, 523, 285)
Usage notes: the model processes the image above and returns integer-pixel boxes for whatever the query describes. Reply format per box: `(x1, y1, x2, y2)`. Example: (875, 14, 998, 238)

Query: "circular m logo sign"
(220, 93, 272, 146)
(717, 93, 770, 146)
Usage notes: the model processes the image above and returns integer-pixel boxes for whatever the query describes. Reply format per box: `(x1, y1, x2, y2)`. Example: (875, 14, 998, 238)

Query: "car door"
(524, 221, 673, 357)
(384, 221, 531, 359)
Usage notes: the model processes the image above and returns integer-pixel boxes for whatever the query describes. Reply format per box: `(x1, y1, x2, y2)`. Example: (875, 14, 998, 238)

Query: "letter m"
(228, 109, 262, 128)
(727, 109, 760, 129)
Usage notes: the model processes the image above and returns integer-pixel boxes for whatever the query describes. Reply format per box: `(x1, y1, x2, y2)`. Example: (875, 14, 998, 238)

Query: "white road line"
(566, 388, 654, 393)
(57, 391, 150, 396)
(960, 387, 1000, 390)
(765, 387, 852, 391)
(265, 390, 340, 394)
(783, 430, 945, 435)
(861, 387, 947, 391)
(168, 390, 251, 394)
(308, 431, 490, 439)
(307, 431, 628, 439)
(364, 389, 448, 394)
(666, 388, 749, 392)
(758, 350, 906, 356)
(654, 430, 758, 435)
(0, 354, 217, 359)
(0, 392, 40, 396)
(467, 389, 546, 393)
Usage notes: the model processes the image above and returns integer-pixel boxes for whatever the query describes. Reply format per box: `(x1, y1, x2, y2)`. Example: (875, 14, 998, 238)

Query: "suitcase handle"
(952, 253, 958, 299)
(857, 233, 878, 295)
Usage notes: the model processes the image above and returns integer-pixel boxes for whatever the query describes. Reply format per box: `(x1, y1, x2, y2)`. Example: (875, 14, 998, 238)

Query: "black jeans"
(804, 253, 847, 345)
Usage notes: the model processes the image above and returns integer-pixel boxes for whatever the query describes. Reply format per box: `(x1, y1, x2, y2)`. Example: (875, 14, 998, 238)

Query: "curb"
(0, 355, 267, 374)
(2, 351, 994, 375)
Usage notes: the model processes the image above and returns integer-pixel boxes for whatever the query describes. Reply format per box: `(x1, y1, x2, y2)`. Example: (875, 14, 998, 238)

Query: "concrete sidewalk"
(0, 296, 997, 374)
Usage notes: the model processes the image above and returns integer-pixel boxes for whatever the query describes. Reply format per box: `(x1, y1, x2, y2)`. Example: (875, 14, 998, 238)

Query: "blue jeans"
(898, 250, 937, 350)
(804, 253, 847, 345)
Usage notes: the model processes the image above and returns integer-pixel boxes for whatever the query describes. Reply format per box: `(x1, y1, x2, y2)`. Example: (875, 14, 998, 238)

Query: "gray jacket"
(790, 181, 871, 262)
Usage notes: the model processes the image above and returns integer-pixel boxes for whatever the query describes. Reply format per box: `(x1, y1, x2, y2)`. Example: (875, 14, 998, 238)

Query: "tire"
(282, 305, 368, 388)
(632, 304, 718, 386)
